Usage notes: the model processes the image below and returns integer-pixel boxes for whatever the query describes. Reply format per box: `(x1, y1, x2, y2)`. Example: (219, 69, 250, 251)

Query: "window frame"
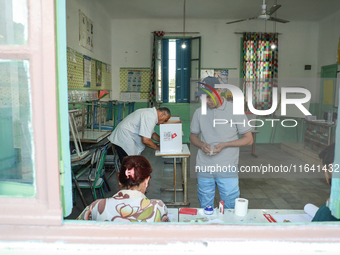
(0, 0, 62, 226)
(1, 0, 340, 247)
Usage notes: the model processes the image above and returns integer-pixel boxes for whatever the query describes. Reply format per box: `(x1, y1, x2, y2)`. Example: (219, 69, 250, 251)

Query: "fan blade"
(267, 4, 281, 15)
(267, 17, 290, 23)
(226, 17, 257, 24)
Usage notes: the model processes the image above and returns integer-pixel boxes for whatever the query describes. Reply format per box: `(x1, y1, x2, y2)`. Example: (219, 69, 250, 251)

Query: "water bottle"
(327, 110, 333, 125)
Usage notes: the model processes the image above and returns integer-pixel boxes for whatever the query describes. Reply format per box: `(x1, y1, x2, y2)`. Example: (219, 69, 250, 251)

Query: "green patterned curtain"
(149, 31, 164, 107)
(242, 32, 278, 111)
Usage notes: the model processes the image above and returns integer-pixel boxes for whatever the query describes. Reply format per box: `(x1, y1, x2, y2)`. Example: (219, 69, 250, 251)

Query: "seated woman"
(78, 155, 169, 222)
(312, 143, 340, 222)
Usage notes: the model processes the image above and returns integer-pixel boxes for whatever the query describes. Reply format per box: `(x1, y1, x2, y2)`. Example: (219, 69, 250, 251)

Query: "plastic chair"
(74, 145, 108, 202)
(76, 148, 101, 182)
(104, 145, 121, 175)
(81, 147, 112, 193)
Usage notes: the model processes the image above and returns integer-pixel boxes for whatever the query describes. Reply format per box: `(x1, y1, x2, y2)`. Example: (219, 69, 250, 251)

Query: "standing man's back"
(108, 107, 171, 163)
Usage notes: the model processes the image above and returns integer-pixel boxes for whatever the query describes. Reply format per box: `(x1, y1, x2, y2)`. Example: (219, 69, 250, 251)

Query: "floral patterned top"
(77, 190, 169, 222)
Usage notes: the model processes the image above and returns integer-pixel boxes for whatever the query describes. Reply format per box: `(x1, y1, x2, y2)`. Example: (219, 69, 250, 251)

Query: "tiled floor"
(66, 143, 330, 219)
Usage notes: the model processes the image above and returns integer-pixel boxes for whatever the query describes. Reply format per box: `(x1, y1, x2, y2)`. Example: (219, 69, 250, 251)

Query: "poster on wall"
(214, 69, 229, 84)
(87, 18, 93, 51)
(201, 69, 214, 79)
(201, 69, 229, 83)
(79, 9, 93, 52)
(83, 55, 91, 87)
(131, 92, 141, 100)
(106, 64, 111, 73)
(127, 70, 142, 92)
(96, 61, 102, 87)
(200, 68, 230, 97)
(69, 48, 77, 63)
(79, 10, 86, 48)
(120, 92, 130, 100)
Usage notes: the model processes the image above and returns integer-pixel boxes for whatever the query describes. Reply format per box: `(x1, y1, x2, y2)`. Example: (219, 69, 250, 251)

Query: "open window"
(0, 0, 63, 226)
(156, 37, 201, 103)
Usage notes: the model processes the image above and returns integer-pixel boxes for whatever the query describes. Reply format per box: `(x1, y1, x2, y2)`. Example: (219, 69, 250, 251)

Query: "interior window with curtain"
(242, 32, 278, 111)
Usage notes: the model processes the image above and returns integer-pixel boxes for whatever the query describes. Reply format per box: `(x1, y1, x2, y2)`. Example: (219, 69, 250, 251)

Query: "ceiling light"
(182, 0, 186, 50)
(271, 0, 277, 50)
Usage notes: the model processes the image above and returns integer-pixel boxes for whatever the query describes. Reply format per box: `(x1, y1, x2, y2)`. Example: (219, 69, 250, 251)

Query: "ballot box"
(169, 115, 180, 121)
(160, 120, 182, 153)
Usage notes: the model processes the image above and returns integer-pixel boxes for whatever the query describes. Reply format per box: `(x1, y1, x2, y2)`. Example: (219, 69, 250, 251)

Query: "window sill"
(0, 221, 340, 244)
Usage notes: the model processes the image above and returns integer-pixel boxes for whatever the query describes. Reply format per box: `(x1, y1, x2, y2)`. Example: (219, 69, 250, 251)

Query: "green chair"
(74, 145, 108, 202)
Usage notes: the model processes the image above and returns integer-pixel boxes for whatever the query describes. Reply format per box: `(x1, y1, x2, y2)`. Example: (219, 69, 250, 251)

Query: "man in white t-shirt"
(108, 107, 171, 163)
(190, 76, 253, 209)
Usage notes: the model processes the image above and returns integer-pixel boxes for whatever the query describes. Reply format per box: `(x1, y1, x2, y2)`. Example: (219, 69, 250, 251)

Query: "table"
(168, 208, 179, 222)
(70, 130, 111, 144)
(179, 208, 312, 223)
(69, 110, 91, 162)
(155, 144, 190, 206)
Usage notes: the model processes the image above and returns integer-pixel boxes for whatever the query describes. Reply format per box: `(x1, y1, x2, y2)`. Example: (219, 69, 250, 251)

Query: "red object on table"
(263, 214, 277, 223)
(179, 208, 197, 215)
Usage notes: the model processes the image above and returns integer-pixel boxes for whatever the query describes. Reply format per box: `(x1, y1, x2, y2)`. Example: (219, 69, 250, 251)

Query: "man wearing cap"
(190, 76, 253, 209)
(108, 107, 171, 164)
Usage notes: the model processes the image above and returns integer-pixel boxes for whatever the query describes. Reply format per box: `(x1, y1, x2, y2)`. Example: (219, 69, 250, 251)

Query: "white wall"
(110, 18, 320, 101)
(317, 8, 340, 71)
(66, 0, 111, 64)
(63, 3, 340, 103)
(313, 8, 340, 104)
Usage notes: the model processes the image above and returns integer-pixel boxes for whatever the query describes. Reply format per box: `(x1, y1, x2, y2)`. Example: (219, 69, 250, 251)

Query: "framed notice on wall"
(201, 69, 229, 84)
(127, 70, 142, 92)
(96, 61, 102, 87)
(79, 9, 93, 51)
(83, 55, 91, 87)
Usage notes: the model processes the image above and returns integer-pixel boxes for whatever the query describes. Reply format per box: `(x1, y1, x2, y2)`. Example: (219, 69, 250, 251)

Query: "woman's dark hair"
(319, 143, 335, 166)
(118, 155, 153, 189)
(319, 143, 335, 185)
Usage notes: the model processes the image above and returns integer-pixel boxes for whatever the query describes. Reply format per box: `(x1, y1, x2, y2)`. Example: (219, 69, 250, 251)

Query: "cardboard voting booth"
(169, 115, 180, 121)
(160, 120, 182, 153)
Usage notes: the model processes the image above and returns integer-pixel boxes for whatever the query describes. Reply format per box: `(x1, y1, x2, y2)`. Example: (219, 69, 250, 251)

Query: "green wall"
(157, 102, 324, 144)
(255, 102, 320, 144)
(87, 101, 328, 145)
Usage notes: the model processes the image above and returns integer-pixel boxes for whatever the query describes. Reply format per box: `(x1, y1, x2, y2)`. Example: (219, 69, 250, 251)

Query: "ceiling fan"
(226, 0, 289, 24)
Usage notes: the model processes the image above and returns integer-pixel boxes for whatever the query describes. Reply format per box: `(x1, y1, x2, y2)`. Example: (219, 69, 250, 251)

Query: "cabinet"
(304, 120, 335, 153)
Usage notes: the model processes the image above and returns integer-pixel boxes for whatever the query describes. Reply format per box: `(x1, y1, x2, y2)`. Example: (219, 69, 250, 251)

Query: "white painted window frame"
(0, 0, 62, 226)
(0, 0, 340, 248)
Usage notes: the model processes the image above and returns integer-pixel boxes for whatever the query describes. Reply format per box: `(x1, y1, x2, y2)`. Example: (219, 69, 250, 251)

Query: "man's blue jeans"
(197, 177, 240, 209)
